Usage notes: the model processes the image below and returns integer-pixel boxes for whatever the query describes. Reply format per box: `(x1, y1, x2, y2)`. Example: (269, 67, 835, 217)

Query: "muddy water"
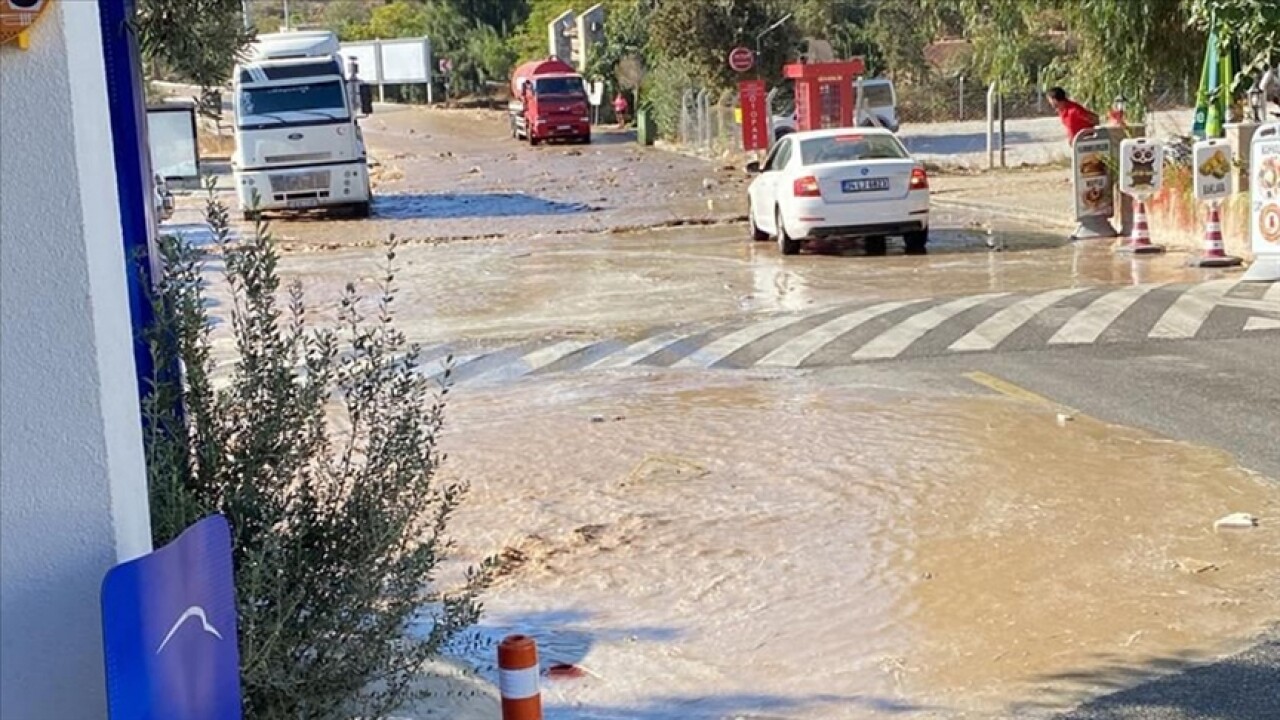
(267, 222, 1234, 349)
(439, 371, 1280, 719)
(268, 105, 748, 248)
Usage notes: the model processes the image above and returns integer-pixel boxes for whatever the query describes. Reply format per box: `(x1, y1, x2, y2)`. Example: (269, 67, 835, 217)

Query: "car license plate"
(286, 198, 319, 209)
(557, 125, 572, 130)
(842, 178, 890, 193)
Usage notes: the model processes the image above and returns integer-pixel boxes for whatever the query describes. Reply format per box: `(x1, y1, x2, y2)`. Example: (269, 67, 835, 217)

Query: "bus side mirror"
(359, 85, 374, 116)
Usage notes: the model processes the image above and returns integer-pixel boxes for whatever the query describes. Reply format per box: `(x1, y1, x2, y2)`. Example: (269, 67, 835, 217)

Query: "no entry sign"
(728, 46, 755, 73)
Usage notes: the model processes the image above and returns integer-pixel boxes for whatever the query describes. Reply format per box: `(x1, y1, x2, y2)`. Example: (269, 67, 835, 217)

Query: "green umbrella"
(1191, 20, 1215, 139)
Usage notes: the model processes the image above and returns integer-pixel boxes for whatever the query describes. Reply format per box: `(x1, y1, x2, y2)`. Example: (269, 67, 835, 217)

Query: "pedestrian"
(1047, 87, 1099, 145)
(613, 92, 630, 128)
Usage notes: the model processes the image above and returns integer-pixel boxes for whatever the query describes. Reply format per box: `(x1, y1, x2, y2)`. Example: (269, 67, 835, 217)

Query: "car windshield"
(535, 77, 586, 97)
(800, 134, 908, 165)
(239, 81, 347, 119)
(860, 83, 895, 107)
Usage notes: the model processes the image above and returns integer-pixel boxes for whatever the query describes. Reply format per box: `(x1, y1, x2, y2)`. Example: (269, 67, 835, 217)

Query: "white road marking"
(1265, 282, 1280, 303)
(481, 340, 596, 379)
(853, 293, 1009, 360)
(1149, 279, 1238, 339)
(1245, 316, 1280, 331)
(757, 299, 928, 367)
(585, 330, 691, 369)
(1050, 284, 1163, 345)
(420, 353, 481, 380)
(950, 287, 1089, 352)
(674, 314, 815, 368)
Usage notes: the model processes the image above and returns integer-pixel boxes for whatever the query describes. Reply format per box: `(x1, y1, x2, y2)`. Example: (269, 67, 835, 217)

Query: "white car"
(746, 128, 930, 256)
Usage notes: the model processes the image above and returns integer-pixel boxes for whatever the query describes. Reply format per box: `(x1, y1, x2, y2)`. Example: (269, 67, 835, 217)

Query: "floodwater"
(436, 370, 1280, 719)
(266, 221, 1235, 350)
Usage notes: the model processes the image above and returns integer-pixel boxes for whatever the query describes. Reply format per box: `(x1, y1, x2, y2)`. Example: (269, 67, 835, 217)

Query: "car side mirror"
(745, 161, 762, 174)
(359, 84, 374, 116)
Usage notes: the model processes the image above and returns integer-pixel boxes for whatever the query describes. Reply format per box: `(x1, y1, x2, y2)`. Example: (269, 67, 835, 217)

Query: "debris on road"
(1214, 512, 1259, 531)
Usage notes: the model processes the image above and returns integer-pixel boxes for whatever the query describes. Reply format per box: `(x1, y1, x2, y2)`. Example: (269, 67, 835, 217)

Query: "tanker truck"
(507, 58, 591, 145)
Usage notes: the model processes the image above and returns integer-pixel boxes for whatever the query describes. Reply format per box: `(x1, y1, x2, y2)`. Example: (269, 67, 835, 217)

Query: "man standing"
(1048, 87, 1099, 145)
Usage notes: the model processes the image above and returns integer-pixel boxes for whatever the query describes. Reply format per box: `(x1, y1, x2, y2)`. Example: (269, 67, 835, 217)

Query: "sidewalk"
(930, 167, 1075, 230)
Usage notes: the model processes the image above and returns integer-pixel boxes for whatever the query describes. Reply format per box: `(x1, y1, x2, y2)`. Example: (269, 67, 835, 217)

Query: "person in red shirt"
(1048, 87, 1099, 145)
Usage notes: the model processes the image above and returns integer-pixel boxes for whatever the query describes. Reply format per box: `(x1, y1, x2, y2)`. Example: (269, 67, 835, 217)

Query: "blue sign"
(102, 515, 242, 720)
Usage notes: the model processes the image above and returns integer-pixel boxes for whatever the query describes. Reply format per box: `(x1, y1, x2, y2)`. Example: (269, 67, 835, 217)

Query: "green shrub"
(643, 59, 702, 141)
(143, 187, 492, 719)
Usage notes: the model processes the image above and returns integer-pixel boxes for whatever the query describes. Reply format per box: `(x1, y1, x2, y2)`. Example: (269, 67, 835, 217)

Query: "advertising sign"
(1118, 138, 1163, 198)
(1073, 131, 1115, 219)
(102, 515, 242, 720)
(1247, 123, 1280, 281)
(1193, 139, 1233, 201)
(739, 79, 769, 152)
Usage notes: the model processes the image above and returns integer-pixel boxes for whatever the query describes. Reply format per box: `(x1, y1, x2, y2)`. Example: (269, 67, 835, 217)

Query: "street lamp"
(755, 12, 793, 71)
(1248, 84, 1264, 122)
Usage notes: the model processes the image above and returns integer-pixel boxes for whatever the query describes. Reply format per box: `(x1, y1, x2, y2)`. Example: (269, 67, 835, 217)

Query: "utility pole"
(241, 0, 251, 29)
(283, 0, 291, 30)
(755, 13, 793, 76)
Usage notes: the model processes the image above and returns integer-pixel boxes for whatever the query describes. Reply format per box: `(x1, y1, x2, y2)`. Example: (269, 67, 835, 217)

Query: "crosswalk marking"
(420, 352, 481, 380)
(673, 314, 814, 368)
(1245, 316, 1280, 331)
(1149, 279, 1237, 339)
(950, 287, 1089, 352)
(471, 340, 595, 381)
(1265, 283, 1280, 303)
(758, 299, 928, 367)
(585, 330, 689, 370)
(853, 293, 1009, 360)
(1049, 284, 1163, 345)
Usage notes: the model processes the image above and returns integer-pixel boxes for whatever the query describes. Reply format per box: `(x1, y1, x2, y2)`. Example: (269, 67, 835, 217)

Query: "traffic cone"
(1190, 203, 1243, 268)
(498, 635, 543, 720)
(1120, 199, 1165, 254)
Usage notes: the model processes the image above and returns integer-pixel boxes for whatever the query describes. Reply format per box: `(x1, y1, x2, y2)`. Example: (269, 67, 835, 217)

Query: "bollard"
(498, 635, 543, 720)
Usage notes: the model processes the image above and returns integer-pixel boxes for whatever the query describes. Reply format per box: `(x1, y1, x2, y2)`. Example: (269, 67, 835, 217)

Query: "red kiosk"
(783, 58, 866, 131)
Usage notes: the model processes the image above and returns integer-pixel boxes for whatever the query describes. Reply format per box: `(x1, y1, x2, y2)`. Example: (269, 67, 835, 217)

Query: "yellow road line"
(963, 370, 1063, 409)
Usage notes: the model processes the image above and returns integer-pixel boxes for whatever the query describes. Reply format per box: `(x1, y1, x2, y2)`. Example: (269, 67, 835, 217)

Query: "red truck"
(508, 58, 591, 145)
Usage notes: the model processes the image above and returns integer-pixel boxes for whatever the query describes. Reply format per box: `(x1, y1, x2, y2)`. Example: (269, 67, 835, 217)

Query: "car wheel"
(350, 201, 371, 219)
(905, 229, 929, 255)
(776, 209, 801, 255)
(529, 135, 541, 146)
(749, 202, 769, 241)
(865, 236, 888, 256)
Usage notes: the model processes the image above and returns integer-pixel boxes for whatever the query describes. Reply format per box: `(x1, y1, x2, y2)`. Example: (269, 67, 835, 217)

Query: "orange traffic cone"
(1191, 203, 1242, 268)
(498, 635, 542, 720)
(1120, 199, 1165, 254)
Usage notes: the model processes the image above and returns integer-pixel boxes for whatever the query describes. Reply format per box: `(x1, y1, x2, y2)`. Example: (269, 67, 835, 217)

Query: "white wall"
(0, 2, 152, 717)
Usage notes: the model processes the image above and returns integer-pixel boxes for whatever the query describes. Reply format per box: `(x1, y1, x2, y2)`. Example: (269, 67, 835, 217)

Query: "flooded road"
(268, 219, 1233, 350)
(437, 370, 1280, 719)
(181, 103, 1278, 719)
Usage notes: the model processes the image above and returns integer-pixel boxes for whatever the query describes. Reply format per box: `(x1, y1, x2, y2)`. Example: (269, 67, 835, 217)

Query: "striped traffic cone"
(1120, 199, 1165, 254)
(1191, 203, 1242, 268)
(498, 635, 543, 720)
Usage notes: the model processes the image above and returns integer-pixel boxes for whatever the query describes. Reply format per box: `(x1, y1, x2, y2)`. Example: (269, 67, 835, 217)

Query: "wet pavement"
(182, 105, 1280, 719)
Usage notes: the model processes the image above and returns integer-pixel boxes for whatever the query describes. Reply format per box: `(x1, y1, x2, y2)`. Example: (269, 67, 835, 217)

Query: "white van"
(772, 78, 900, 139)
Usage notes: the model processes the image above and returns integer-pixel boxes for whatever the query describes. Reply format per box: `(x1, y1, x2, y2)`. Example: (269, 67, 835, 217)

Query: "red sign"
(728, 46, 755, 73)
(739, 80, 768, 152)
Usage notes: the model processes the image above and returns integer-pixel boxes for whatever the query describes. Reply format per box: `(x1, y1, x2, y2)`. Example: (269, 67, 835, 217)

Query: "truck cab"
(508, 58, 591, 145)
(232, 31, 374, 219)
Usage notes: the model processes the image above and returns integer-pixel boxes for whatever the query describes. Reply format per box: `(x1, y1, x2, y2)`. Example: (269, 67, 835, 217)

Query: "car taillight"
(793, 175, 821, 197)
(910, 166, 929, 190)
